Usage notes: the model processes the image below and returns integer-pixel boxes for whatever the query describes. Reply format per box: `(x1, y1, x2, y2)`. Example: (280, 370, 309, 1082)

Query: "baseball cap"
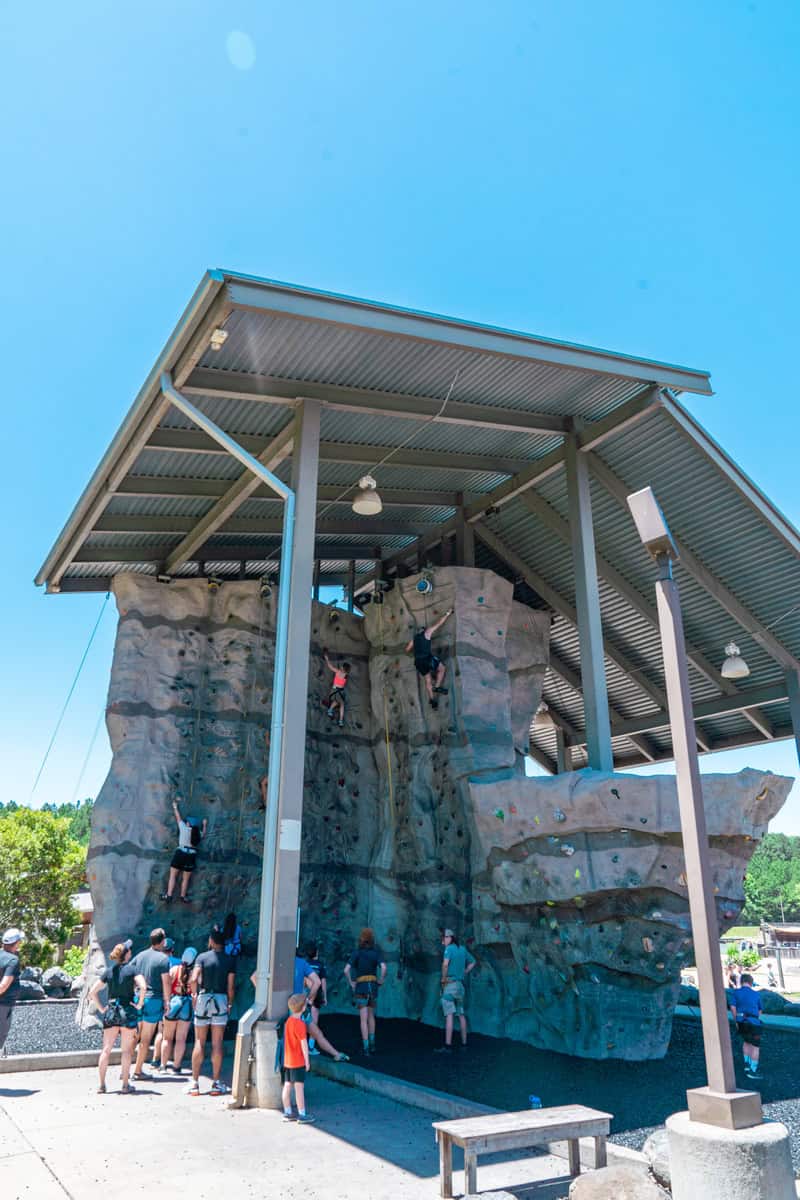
(443, 929, 455, 939)
(181, 946, 198, 965)
(163, 937, 175, 952)
(2, 928, 24, 946)
(123, 938, 133, 951)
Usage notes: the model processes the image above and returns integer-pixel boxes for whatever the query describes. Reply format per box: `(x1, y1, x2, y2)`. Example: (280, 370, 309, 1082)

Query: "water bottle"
(529, 1095, 542, 1109)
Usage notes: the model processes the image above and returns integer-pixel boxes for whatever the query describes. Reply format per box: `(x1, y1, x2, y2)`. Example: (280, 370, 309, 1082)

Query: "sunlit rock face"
(89, 571, 791, 1058)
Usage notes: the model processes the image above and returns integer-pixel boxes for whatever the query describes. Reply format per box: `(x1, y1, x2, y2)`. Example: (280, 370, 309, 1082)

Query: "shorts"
(0, 1005, 13, 1052)
(415, 655, 440, 678)
(737, 1020, 762, 1046)
(194, 992, 229, 1028)
(170, 848, 197, 872)
(281, 1066, 307, 1083)
(139, 996, 164, 1025)
(165, 995, 193, 1023)
(441, 980, 465, 1018)
(355, 980, 378, 1009)
(328, 687, 346, 703)
(103, 1000, 140, 1030)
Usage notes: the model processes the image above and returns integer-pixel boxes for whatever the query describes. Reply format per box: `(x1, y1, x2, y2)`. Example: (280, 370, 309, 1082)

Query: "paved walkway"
(0, 1061, 573, 1199)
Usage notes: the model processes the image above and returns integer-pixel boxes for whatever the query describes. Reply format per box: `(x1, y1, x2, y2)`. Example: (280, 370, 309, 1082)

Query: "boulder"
(42, 966, 73, 997)
(678, 984, 699, 1007)
(759, 989, 790, 1015)
(569, 1162, 670, 1199)
(70, 976, 84, 997)
(643, 1128, 671, 1190)
(16, 979, 45, 1001)
(20, 966, 43, 983)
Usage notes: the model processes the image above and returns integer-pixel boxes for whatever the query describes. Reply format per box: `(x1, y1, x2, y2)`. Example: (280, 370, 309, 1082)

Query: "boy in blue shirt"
(730, 973, 763, 1080)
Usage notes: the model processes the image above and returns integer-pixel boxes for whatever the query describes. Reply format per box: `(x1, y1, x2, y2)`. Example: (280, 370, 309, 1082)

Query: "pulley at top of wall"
(415, 569, 435, 596)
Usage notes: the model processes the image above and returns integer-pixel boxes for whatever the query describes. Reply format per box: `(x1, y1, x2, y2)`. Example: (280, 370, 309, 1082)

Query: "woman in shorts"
(89, 940, 146, 1094)
(160, 946, 197, 1073)
(344, 927, 387, 1056)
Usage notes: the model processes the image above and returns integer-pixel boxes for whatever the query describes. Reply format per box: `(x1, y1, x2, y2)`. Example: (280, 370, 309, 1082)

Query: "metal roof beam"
(115, 477, 461, 508)
(473, 522, 667, 760)
(94, 515, 439, 537)
(185, 367, 570, 436)
(585, 680, 789, 741)
(527, 744, 557, 774)
(587, 452, 800, 675)
(543, 653, 661, 760)
(73, 541, 389, 565)
(224, 273, 713, 394)
(145, 428, 530, 476)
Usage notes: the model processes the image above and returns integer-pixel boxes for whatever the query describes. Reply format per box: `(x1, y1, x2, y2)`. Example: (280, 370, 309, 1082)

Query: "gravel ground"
(2, 1000, 101, 1056)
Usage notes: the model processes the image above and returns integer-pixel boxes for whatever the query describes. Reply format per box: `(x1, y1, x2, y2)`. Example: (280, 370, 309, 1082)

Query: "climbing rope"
(69, 700, 107, 805)
(30, 591, 110, 798)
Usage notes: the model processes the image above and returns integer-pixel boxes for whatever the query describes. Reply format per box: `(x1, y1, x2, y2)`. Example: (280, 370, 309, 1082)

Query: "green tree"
(0, 809, 86, 966)
(741, 834, 800, 924)
(40, 798, 94, 847)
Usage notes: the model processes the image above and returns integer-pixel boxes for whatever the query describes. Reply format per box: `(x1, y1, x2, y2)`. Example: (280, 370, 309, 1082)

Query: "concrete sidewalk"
(0, 1061, 574, 1200)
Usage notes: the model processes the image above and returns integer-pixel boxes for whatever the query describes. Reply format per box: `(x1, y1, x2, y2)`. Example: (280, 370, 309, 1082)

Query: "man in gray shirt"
(435, 929, 476, 1054)
(130, 927, 171, 1079)
(0, 928, 24, 1056)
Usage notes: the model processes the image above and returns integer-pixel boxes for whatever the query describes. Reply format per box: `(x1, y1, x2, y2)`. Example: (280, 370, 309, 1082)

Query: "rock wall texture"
(89, 569, 792, 1059)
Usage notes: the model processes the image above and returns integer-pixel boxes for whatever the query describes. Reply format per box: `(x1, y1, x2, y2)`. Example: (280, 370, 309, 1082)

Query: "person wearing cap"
(130, 928, 171, 1080)
(434, 929, 476, 1054)
(160, 946, 197, 1073)
(89, 940, 146, 1093)
(0, 928, 24, 1055)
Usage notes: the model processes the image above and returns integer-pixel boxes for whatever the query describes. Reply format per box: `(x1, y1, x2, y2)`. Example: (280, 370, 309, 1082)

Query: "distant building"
(762, 923, 800, 949)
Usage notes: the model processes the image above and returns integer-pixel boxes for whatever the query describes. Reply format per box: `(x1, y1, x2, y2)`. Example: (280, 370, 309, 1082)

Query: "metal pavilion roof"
(36, 269, 800, 772)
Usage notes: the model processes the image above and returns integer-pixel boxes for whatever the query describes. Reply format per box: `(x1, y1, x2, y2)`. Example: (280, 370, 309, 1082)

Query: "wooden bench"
(432, 1104, 613, 1198)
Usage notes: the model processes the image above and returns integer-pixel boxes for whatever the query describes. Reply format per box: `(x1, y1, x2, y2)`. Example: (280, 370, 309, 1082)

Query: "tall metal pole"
(655, 557, 760, 1128)
(565, 433, 613, 771)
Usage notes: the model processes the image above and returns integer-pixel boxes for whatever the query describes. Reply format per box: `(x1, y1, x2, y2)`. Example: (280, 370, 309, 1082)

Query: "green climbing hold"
(494, 808, 505, 821)
(574, 868, 581, 879)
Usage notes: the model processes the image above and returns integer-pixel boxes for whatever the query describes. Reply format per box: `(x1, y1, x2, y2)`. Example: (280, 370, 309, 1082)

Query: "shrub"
(63, 945, 87, 979)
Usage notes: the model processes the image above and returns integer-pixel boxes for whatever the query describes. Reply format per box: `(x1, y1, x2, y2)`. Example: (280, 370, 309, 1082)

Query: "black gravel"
(2, 1000, 102, 1056)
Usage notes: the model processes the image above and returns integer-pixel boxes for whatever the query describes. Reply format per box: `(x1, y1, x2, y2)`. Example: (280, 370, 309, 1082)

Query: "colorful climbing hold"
(574, 868, 581, 880)
(534, 815, 541, 825)
(494, 808, 505, 821)
(553, 808, 566, 823)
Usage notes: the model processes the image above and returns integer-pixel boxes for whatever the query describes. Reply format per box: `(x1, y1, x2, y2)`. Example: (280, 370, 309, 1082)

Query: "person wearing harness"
(188, 928, 236, 1096)
(161, 796, 207, 904)
(89, 940, 146, 1094)
(405, 609, 453, 710)
(323, 650, 350, 727)
(344, 927, 386, 1056)
(160, 946, 197, 1074)
(130, 927, 172, 1080)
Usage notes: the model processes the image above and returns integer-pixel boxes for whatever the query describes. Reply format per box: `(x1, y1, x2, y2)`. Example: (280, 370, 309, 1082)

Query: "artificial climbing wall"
(89, 570, 792, 1060)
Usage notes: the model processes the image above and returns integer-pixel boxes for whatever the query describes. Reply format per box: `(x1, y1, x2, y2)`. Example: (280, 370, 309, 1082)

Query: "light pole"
(626, 486, 761, 1131)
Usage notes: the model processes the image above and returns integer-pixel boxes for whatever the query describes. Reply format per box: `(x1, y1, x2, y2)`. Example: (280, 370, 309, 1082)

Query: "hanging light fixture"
(534, 702, 555, 729)
(721, 641, 750, 680)
(352, 475, 383, 516)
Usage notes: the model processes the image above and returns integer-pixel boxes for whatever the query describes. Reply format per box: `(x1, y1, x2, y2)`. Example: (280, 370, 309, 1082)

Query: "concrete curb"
(311, 1056, 647, 1170)
(0, 1049, 119, 1073)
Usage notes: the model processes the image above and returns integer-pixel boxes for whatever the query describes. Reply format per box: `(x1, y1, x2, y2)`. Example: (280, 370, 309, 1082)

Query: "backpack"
(189, 821, 203, 849)
(224, 925, 242, 958)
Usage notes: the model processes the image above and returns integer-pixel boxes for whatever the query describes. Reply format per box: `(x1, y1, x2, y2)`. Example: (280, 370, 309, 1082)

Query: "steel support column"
(787, 669, 800, 767)
(555, 727, 571, 774)
(347, 560, 355, 612)
(565, 433, 613, 771)
(266, 399, 322, 1024)
(455, 493, 475, 567)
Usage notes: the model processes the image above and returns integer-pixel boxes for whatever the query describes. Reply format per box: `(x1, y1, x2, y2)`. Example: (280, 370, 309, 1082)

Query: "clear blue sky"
(1, 2, 797, 826)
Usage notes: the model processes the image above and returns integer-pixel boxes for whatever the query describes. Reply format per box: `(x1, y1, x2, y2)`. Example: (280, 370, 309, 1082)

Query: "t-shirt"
(348, 947, 382, 979)
(283, 1013, 308, 1069)
(101, 962, 138, 1006)
(733, 986, 762, 1024)
(305, 957, 326, 981)
(177, 819, 196, 852)
(0, 950, 21, 1005)
(293, 956, 313, 993)
(413, 630, 432, 665)
(444, 944, 475, 982)
(195, 949, 235, 995)
(130, 947, 170, 999)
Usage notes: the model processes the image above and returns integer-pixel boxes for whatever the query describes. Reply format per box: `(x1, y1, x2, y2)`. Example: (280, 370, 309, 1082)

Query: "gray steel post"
(786, 669, 800, 766)
(347, 560, 355, 612)
(555, 727, 570, 773)
(655, 567, 759, 1125)
(312, 558, 321, 601)
(565, 434, 613, 771)
(265, 398, 322, 1022)
(455, 493, 475, 567)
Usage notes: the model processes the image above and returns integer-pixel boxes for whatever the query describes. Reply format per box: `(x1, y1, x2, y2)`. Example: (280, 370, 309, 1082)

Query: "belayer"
(406, 608, 453, 709)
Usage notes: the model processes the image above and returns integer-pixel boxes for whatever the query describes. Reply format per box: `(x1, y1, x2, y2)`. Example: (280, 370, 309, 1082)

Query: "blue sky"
(1, 2, 797, 826)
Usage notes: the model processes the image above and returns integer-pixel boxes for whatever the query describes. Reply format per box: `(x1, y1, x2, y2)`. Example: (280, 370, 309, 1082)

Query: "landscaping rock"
(42, 966, 73, 997)
(643, 1128, 671, 1190)
(569, 1162, 670, 1199)
(761, 989, 792, 1015)
(20, 966, 43, 983)
(678, 984, 699, 1006)
(16, 979, 45, 1001)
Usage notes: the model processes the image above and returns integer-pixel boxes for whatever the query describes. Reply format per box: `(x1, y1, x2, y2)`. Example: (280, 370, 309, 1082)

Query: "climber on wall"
(323, 650, 350, 727)
(161, 796, 207, 904)
(405, 608, 453, 710)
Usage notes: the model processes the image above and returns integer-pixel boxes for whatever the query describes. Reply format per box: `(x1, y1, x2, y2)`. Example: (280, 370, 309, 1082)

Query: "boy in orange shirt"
(282, 993, 314, 1123)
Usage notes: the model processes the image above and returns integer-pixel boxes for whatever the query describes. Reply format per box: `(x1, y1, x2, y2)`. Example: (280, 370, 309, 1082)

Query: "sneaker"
(327, 707, 336, 718)
(120, 1083, 136, 1094)
(430, 700, 439, 711)
(434, 686, 449, 695)
(97, 1083, 107, 1094)
(181, 896, 191, 904)
(297, 1114, 316, 1124)
(338, 720, 344, 728)
(334, 1052, 350, 1063)
(171, 1064, 183, 1074)
(186, 1081, 200, 1096)
(308, 1046, 321, 1056)
(160, 893, 172, 903)
(746, 1069, 764, 1081)
(283, 1112, 297, 1122)
(132, 1072, 153, 1081)
(209, 1081, 230, 1096)
(433, 1045, 453, 1055)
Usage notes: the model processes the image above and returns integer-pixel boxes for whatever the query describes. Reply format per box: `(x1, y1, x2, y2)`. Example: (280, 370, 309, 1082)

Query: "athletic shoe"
(97, 1083, 107, 1094)
(170, 1064, 183, 1074)
(746, 1069, 764, 1080)
(434, 1046, 453, 1055)
(120, 1083, 136, 1094)
(430, 700, 439, 710)
(160, 893, 172, 903)
(338, 720, 344, 728)
(132, 1072, 153, 1081)
(186, 1081, 200, 1096)
(308, 1046, 321, 1056)
(434, 686, 449, 695)
(283, 1112, 297, 1122)
(209, 1081, 230, 1096)
(181, 896, 191, 904)
(297, 1114, 316, 1124)
(334, 1053, 350, 1063)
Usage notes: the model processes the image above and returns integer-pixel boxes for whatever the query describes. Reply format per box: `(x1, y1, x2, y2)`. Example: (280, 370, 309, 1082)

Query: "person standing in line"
(344, 928, 386, 1056)
(161, 796, 207, 903)
(303, 941, 328, 1056)
(405, 608, 453, 710)
(281, 993, 315, 1123)
(435, 929, 476, 1054)
(730, 972, 764, 1080)
(89, 940, 146, 1093)
(188, 928, 236, 1096)
(160, 946, 197, 1074)
(130, 928, 171, 1080)
(0, 929, 24, 1057)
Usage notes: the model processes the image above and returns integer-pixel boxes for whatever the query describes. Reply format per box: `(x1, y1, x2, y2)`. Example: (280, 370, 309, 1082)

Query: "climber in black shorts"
(405, 608, 453, 710)
(161, 797, 207, 903)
